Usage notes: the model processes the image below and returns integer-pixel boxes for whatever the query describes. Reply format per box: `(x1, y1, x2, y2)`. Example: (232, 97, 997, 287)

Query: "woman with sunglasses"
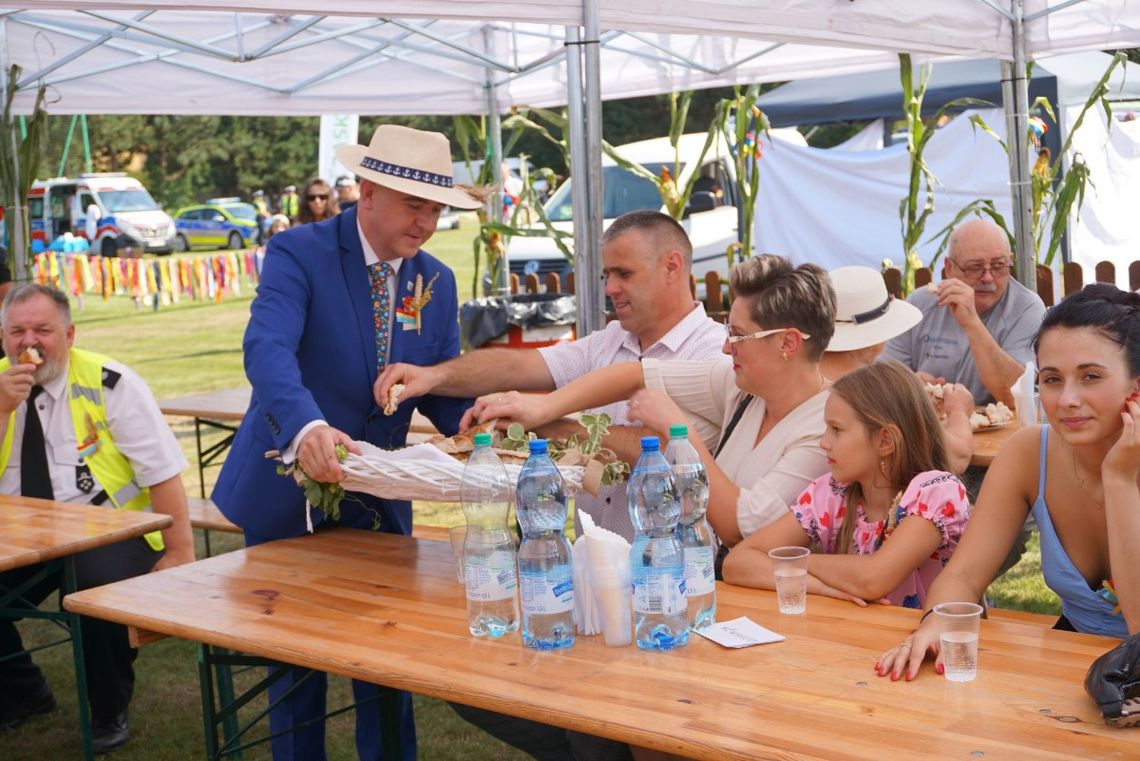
(296, 177, 340, 225)
(471, 254, 836, 550)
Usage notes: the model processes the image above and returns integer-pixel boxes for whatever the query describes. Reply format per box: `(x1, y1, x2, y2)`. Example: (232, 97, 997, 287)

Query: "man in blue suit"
(212, 124, 482, 761)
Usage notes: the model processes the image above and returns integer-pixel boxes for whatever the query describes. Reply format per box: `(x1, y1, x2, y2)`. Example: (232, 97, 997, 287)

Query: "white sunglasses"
(725, 327, 811, 345)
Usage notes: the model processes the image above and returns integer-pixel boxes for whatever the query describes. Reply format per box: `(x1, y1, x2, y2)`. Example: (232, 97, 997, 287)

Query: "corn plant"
(934, 52, 1125, 267)
(602, 91, 717, 222)
(452, 114, 528, 296)
(1, 65, 49, 280)
(714, 85, 765, 264)
(898, 54, 991, 291)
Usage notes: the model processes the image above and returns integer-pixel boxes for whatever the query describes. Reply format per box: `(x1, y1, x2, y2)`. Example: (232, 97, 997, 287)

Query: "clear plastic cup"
(1013, 392, 1040, 427)
(768, 546, 810, 614)
(449, 526, 467, 583)
(934, 602, 983, 682)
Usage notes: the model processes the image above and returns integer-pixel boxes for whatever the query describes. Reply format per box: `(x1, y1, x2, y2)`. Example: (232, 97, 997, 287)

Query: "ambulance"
(28, 173, 177, 256)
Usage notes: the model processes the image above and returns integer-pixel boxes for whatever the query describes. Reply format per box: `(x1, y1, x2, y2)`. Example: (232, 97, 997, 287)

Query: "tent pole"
(579, 0, 605, 335)
(483, 26, 508, 296)
(1002, 0, 1035, 291)
(566, 24, 602, 337)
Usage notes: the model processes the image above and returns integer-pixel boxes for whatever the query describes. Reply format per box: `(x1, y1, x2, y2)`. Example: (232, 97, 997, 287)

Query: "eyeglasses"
(306, 193, 329, 202)
(948, 257, 1012, 280)
(725, 327, 810, 345)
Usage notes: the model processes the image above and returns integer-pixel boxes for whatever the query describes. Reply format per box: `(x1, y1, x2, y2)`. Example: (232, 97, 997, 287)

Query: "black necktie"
(21, 386, 54, 500)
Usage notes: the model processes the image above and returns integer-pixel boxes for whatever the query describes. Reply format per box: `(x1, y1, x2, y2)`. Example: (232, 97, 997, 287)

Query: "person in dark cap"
(335, 175, 359, 210)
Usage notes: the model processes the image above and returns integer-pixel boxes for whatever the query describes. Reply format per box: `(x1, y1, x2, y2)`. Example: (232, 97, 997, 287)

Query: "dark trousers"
(245, 526, 415, 761)
(0, 535, 161, 721)
(450, 703, 633, 761)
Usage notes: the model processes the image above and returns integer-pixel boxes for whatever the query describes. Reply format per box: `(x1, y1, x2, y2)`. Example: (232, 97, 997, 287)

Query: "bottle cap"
(528, 439, 548, 454)
(473, 432, 492, 447)
(640, 435, 659, 451)
(668, 424, 688, 438)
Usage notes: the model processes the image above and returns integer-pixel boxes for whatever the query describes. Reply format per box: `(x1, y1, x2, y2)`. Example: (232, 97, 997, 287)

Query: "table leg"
(194, 646, 404, 759)
(64, 557, 95, 761)
(195, 417, 206, 500)
(194, 417, 238, 501)
(0, 559, 94, 760)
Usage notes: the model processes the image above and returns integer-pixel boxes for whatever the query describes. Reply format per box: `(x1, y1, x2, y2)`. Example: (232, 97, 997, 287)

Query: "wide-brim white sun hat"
(828, 265, 923, 352)
(335, 125, 483, 210)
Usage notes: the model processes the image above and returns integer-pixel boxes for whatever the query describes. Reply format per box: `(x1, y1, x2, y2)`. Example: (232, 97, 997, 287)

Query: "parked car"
(504, 130, 803, 287)
(172, 198, 260, 251)
(28, 173, 177, 256)
(436, 207, 462, 231)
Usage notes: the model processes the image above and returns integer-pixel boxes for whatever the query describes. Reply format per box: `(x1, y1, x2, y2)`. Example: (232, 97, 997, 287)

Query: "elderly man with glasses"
(884, 218, 1045, 407)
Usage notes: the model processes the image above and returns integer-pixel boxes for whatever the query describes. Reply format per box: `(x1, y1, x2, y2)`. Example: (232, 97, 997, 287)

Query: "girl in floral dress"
(723, 359, 970, 609)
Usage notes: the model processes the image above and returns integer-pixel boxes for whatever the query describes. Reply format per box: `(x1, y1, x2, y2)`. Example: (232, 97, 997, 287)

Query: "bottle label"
(520, 570, 574, 614)
(632, 573, 686, 615)
(683, 545, 716, 596)
(465, 551, 518, 601)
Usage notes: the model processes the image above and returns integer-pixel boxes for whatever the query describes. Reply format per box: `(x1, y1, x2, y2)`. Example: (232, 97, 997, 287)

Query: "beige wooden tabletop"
(971, 422, 1020, 467)
(63, 528, 1136, 761)
(158, 385, 439, 435)
(158, 386, 252, 421)
(0, 495, 173, 572)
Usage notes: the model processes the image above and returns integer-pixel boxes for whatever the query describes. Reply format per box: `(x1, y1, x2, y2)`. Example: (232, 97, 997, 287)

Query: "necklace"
(1070, 447, 1105, 509)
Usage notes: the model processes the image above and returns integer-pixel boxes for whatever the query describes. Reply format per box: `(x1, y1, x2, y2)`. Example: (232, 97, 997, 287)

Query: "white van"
(29, 173, 177, 256)
(504, 133, 745, 286)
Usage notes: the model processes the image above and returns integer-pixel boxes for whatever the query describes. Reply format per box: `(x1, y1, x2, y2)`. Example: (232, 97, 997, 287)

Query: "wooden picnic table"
(1, 496, 172, 760)
(64, 528, 1136, 761)
(971, 421, 1021, 467)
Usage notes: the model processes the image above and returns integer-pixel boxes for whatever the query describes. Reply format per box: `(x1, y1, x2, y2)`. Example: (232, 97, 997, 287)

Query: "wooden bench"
(187, 496, 240, 534)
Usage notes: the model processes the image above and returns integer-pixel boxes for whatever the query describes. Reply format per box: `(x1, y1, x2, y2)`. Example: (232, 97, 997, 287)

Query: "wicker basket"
(337, 442, 585, 502)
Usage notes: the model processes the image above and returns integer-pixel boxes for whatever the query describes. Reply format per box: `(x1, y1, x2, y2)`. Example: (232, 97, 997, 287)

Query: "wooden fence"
(511, 259, 1138, 320)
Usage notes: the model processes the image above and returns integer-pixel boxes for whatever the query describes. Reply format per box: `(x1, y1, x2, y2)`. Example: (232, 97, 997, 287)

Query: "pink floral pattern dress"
(791, 470, 970, 609)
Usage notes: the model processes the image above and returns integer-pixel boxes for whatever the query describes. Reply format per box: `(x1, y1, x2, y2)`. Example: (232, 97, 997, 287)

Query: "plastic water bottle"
(628, 435, 689, 650)
(461, 433, 520, 638)
(665, 424, 716, 630)
(516, 440, 575, 650)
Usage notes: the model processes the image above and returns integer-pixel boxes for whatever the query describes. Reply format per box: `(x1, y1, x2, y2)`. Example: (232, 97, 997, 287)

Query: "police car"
(171, 198, 259, 251)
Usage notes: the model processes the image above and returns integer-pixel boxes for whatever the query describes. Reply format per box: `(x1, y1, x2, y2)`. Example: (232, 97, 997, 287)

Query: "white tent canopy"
(5, 2, 1140, 116)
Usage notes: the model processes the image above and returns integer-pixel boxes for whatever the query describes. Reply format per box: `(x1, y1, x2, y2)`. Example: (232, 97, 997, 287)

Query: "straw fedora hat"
(827, 265, 922, 352)
(335, 125, 483, 210)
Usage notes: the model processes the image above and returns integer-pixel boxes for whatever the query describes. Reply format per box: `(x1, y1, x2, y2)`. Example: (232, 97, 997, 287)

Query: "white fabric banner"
(753, 108, 1012, 273)
(318, 115, 359, 184)
(1065, 103, 1140, 290)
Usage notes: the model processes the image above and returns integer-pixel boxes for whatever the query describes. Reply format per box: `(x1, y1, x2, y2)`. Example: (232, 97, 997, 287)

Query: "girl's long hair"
(830, 360, 949, 554)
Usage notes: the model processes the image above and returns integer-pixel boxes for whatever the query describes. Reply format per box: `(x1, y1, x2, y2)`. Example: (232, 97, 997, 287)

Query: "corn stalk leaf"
(925, 199, 1014, 268)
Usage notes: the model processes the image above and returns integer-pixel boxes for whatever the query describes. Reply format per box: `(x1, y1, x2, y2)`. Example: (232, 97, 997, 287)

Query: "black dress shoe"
(0, 683, 57, 732)
(92, 710, 129, 754)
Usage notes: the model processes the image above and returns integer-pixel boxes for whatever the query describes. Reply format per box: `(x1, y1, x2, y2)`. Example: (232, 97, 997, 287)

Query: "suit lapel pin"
(395, 272, 439, 334)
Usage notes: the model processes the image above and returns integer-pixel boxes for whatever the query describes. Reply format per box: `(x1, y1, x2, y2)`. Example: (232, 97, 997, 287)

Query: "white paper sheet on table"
(694, 617, 785, 648)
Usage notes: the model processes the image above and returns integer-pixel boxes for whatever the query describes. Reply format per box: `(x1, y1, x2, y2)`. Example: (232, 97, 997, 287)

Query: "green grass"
(0, 218, 1055, 759)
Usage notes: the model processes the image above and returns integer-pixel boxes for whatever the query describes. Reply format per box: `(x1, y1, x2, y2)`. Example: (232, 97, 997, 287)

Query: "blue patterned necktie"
(367, 261, 393, 372)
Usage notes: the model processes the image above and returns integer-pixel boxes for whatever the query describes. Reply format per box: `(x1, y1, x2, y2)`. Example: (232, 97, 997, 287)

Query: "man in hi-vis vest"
(0, 283, 194, 753)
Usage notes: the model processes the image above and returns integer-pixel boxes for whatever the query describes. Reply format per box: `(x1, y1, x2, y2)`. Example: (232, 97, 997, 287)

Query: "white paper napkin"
(574, 511, 631, 637)
(693, 617, 785, 648)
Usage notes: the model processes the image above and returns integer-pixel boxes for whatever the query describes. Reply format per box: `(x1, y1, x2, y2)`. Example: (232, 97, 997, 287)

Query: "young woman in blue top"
(878, 284, 1140, 681)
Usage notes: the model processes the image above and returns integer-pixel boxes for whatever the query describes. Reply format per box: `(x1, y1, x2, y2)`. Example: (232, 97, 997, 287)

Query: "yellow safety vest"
(0, 348, 163, 551)
(281, 193, 298, 220)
